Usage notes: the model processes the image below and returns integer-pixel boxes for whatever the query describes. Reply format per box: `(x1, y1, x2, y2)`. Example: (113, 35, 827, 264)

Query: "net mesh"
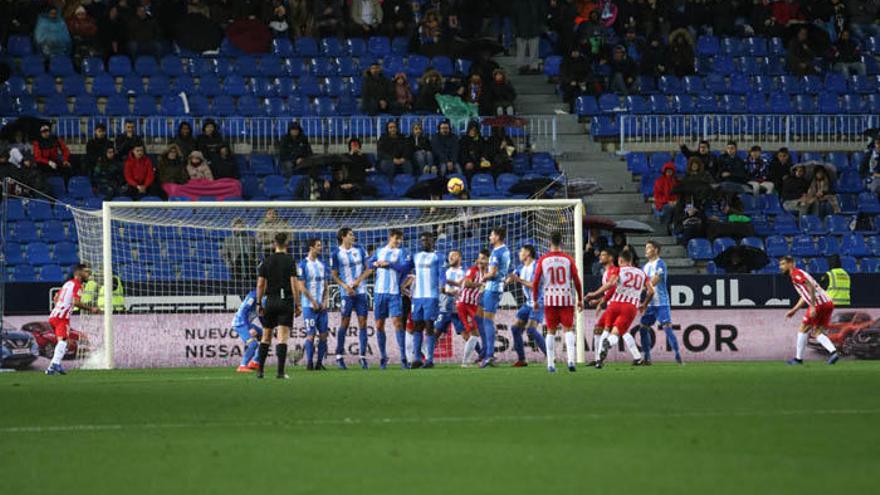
(69, 201, 580, 369)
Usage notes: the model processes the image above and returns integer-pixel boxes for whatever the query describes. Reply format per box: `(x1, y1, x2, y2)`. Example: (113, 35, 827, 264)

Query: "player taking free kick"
(46, 263, 101, 375)
(531, 232, 583, 373)
(779, 256, 841, 365)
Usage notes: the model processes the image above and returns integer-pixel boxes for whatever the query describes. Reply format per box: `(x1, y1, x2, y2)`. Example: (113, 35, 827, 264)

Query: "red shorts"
(545, 306, 575, 330)
(803, 302, 834, 328)
(605, 302, 638, 332)
(49, 317, 70, 339)
(456, 303, 478, 332)
(596, 308, 613, 329)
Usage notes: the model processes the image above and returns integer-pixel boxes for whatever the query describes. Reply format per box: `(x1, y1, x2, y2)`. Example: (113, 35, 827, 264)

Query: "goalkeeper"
(232, 289, 264, 373)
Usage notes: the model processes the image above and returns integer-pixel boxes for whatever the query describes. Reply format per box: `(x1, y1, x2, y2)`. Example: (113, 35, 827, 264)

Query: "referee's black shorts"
(263, 296, 294, 328)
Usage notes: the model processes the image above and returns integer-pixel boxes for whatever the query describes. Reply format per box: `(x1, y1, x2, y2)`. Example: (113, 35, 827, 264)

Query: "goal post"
(74, 199, 585, 369)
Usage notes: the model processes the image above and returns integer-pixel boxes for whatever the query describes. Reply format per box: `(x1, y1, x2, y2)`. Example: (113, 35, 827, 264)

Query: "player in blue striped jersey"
(505, 245, 547, 367)
(232, 290, 264, 373)
(638, 241, 682, 364)
(409, 232, 444, 368)
(478, 227, 511, 368)
(330, 227, 371, 369)
(297, 238, 331, 370)
(365, 229, 413, 369)
(434, 250, 466, 340)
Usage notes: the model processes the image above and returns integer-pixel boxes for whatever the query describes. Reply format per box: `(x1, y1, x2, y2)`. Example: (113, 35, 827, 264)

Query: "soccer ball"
(447, 177, 465, 195)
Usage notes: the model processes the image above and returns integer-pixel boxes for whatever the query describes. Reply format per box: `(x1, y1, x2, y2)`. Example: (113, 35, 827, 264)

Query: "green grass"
(2, 361, 879, 495)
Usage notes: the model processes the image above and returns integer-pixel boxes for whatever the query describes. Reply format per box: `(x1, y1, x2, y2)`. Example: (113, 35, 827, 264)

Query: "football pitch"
(2, 361, 878, 495)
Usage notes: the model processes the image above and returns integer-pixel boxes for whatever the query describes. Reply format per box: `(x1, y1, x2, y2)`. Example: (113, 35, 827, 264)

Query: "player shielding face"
(330, 227, 370, 369)
(477, 227, 511, 368)
(531, 232, 583, 373)
(638, 241, 682, 365)
(299, 239, 331, 370)
(504, 245, 547, 367)
(587, 248, 653, 368)
(232, 290, 264, 373)
(435, 251, 467, 346)
(46, 264, 101, 375)
(779, 256, 840, 365)
(365, 229, 413, 369)
(586, 248, 618, 365)
(255, 232, 299, 379)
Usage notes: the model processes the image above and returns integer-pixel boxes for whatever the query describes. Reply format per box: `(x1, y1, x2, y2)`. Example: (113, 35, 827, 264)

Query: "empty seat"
(687, 238, 714, 260)
(134, 56, 159, 75)
(713, 237, 736, 256)
(764, 235, 790, 257)
(108, 55, 132, 76)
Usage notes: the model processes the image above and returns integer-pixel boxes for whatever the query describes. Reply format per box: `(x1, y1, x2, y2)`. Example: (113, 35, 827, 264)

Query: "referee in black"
(255, 232, 299, 379)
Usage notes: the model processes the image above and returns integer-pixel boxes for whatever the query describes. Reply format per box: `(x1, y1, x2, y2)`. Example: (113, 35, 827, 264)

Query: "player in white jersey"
(779, 256, 840, 365)
(330, 227, 370, 369)
(505, 245, 547, 367)
(531, 232, 583, 373)
(408, 232, 444, 368)
(587, 248, 654, 368)
(46, 264, 100, 375)
(478, 227, 511, 368)
(298, 238, 331, 370)
(638, 241, 682, 365)
(434, 250, 466, 340)
(364, 229, 413, 369)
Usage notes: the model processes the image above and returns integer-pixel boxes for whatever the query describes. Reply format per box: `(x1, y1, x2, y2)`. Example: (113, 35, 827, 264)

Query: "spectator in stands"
(312, 0, 344, 38)
(717, 141, 748, 183)
(221, 218, 258, 283)
(547, 0, 578, 55)
(609, 45, 638, 95)
(361, 62, 394, 115)
(157, 144, 189, 186)
(92, 146, 124, 200)
(34, 6, 72, 56)
(769, 147, 794, 192)
(459, 121, 492, 179)
(256, 209, 291, 255)
(667, 29, 695, 77)
(679, 139, 718, 180)
(465, 74, 493, 116)
(266, 4, 290, 38)
(488, 129, 515, 176)
(787, 26, 819, 75)
(622, 28, 643, 64)
(195, 119, 225, 163)
(350, 0, 384, 36)
(345, 138, 371, 184)
(32, 124, 72, 178)
(490, 69, 517, 116)
(377, 121, 414, 178)
(653, 162, 679, 232)
(417, 9, 444, 47)
(512, 0, 546, 75)
(186, 150, 214, 181)
(584, 228, 609, 275)
(115, 121, 145, 159)
(17, 154, 49, 197)
(123, 145, 157, 199)
(746, 145, 774, 195)
(781, 164, 811, 216)
(66, 6, 98, 54)
(415, 69, 444, 113)
(612, 233, 639, 266)
(126, 5, 165, 57)
(392, 73, 415, 114)
(639, 34, 668, 77)
(560, 47, 595, 110)
(174, 122, 196, 159)
(293, 167, 330, 200)
(807, 167, 841, 215)
(861, 138, 880, 195)
(431, 120, 460, 177)
(409, 122, 434, 175)
(278, 122, 313, 177)
(848, 0, 880, 40)
(382, 0, 414, 37)
(677, 202, 707, 245)
(212, 145, 239, 180)
(287, 0, 313, 38)
(97, 5, 126, 58)
(832, 29, 866, 77)
(85, 124, 110, 167)
(327, 165, 362, 201)
(771, 0, 805, 26)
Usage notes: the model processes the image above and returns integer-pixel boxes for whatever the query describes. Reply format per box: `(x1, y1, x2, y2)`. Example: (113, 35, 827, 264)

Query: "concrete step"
(517, 94, 565, 105)
(665, 257, 697, 269)
(596, 213, 657, 224)
(627, 234, 677, 246)
(583, 193, 648, 215)
(516, 102, 570, 114)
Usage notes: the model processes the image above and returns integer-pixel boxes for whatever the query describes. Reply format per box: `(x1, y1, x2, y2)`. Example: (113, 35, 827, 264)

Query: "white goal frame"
(100, 199, 586, 368)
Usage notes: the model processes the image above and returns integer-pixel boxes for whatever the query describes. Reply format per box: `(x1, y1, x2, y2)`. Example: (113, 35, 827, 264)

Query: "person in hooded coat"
(34, 7, 72, 56)
(653, 162, 679, 232)
(278, 122, 313, 176)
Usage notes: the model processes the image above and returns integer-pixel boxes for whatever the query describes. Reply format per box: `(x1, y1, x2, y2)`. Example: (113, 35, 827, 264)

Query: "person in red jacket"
(653, 162, 679, 232)
(32, 124, 72, 179)
(124, 144, 157, 199)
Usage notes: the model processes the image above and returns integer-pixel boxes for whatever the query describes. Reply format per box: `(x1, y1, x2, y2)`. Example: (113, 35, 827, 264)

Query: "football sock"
(425, 334, 437, 363)
(816, 333, 837, 353)
(377, 330, 387, 360)
(463, 336, 478, 365)
(275, 343, 288, 376)
(664, 324, 681, 358)
(358, 328, 368, 357)
(304, 339, 315, 366)
(242, 339, 257, 366)
(623, 333, 642, 360)
(51, 340, 67, 366)
(317, 339, 327, 365)
(527, 326, 547, 355)
(639, 326, 652, 361)
(796, 332, 808, 360)
(257, 343, 270, 373)
(484, 318, 496, 358)
(405, 332, 415, 363)
(593, 334, 602, 361)
(476, 316, 487, 358)
(608, 333, 620, 348)
(335, 328, 346, 357)
(546, 333, 556, 367)
(397, 330, 407, 363)
(564, 331, 576, 365)
(511, 324, 526, 361)
(412, 331, 424, 362)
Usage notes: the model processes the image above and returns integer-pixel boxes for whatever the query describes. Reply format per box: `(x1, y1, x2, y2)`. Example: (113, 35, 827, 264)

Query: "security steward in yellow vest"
(823, 255, 851, 307)
(78, 276, 125, 312)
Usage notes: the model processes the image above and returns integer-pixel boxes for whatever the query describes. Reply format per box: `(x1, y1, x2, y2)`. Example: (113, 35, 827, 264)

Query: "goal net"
(68, 200, 584, 369)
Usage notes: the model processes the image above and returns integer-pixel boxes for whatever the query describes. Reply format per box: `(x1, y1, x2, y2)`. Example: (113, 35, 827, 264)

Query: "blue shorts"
(412, 298, 439, 322)
(341, 293, 369, 318)
(640, 305, 672, 327)
(234, 323, 263, 343)
(516, 304, 544, 325)
(303, 307, 329, 336)
(374, 293, 402, 320)
(434, 311, 465, 334)
(481, 291, 501, 313)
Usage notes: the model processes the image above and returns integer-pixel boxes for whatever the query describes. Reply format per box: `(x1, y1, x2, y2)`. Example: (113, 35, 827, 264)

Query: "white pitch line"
(3, 409, 879, 434)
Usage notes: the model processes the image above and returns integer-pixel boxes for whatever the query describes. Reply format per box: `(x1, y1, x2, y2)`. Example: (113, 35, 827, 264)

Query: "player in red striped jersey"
(587, 248, 653, 368)
(531, 232, 583, 373)
(46, 264, 100, 375)
(779, 256, 841, 365)
(586, 248, 619, 366)
(457, 250, 488, 367)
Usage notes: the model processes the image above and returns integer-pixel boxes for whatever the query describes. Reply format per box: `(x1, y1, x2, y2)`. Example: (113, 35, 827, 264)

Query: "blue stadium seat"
(104, 94, 129, 116)
(658, 75, 683, 94)
(272, 38, 294, 57)
(320, 38, 344, 57)
(840, 233, 870, 257)
(682, 75, 704, 94)
(469, 174, 496, 198)
(262, 175, 289, 198)
(210, 95, 234, 116)
(80, 56, 104, 76)
(12, 264, 36, 282)
(49, 55, 74, 76)
(236, 95, 262, 116)
(764, 235, 789, 257)
(746, 93, 768, 113)
(495, 173, 519, 194)
(704, 74, 727, 94)
(26, 201, 54, 221)
(366, 175, 392, 198)
(133, 95, 156, 116)
(53, 241, 78, 265)
(222, 74, 247, 96)
(575, 96, 599, 117)
(768, 92, 793, 113)
(799, 214, 825, 235)
(842, 93, 865, 114)
(391, 36, 409, 55)
(45, 176, 66, 198)
(869, 236, 880, 256)
(121, 74, 143, 94)
(840, 256, 859, 273)
(791, 235, 818, 257)
(7, 35, 34, 56)
(858, 192, 880, 214)
(861, 258, 880, 273)
(134, 56, 159, 76)
(625, 95, 649, 113)
(4, 242, 23, 265)
(198, 74, 222, 96)
(837, 170, 863, 194)
(160, 55, 185, 76)
(773, 214, 799, 235)
(849, 75, 876, 94)
(43, 95, 69, 115)
(794, 94, 816, 114)
(108, 55, 132, 76)
(826, 214, 851, 235)
(713, 237, 736, 256)
(250, 155, 276, 176)
(313, 96, 336, 116)
(817, 92, 840, 114)
(61, 75, 86, 96)
(12, 221, 39, 243)
(818, 236, 841, 256)
(169, 75, 195, 94)
(67, 176, 94, 199)
(3, 76, 27, 97)
(32, 73, 57, 96)
(696, 35, 719, 56)
(26, 242, 52, 266)
(687, 238, 714, 260)
(808, 258, 829, 274)
(295, 37, 319, 57)
(90, 73, 117, 96)
(392, 174, 417, 197)
(824, 73, 847, 94)
(407, 55, 430, 78)
(745, 37, 768, 56)
(368, 36, 391, 58)
(146, 74, 170, 96)
(726, 73, 749, 95)
(741, 237, 764, 250)
(20, 54, 46, 77)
